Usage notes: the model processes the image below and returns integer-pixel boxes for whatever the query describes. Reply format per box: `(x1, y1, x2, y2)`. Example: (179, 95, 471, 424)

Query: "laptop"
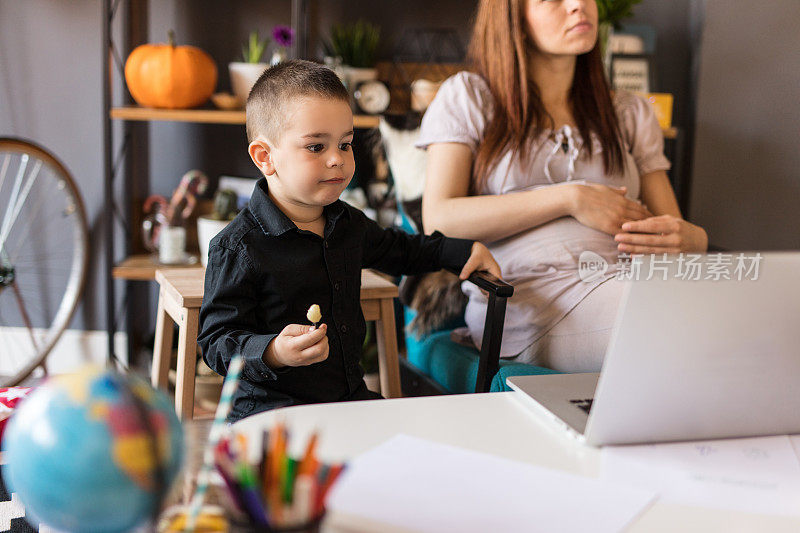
(507, 252, 800, 446)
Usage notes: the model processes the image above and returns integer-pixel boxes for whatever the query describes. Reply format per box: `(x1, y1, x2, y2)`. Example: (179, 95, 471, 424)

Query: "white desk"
(234, 393, 800, 532)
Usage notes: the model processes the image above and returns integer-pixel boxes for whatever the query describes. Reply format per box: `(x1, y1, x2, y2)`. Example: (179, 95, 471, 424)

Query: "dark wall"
(689, 0, 800, 250)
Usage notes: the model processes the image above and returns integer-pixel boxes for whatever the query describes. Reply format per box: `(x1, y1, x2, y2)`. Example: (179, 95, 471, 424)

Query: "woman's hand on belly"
(567, 183, 653, 236)
(614, 214, 709, 254)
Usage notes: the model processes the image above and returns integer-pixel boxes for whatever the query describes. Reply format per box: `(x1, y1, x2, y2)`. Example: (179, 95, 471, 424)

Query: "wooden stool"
(151, 268, 402, 420)
(359, 270, 402, 398)
(152, 268, 205, 420)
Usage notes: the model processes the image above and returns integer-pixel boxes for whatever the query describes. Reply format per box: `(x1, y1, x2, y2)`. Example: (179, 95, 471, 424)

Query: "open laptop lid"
(584, 252, 800, 446)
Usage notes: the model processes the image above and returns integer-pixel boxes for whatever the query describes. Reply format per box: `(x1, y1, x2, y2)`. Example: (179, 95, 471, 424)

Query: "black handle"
(446, 268, 514, 393)
(445, 268, 514, 298)
(466, 270, 514, 298)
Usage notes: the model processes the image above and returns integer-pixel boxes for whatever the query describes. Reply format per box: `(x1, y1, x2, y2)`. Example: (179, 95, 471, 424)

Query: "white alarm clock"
(354, 80, 391, 115)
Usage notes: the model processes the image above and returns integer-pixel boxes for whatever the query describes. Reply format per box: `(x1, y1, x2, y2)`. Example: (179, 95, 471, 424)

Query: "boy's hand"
(263, 323, 329, 369)
(459, 242, 502, 281)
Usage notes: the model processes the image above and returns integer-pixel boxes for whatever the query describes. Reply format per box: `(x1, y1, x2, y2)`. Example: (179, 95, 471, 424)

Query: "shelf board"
(110, 106, 381, 129)
(354, 115, 380, 128)
(110, 106, 245, 124)
(111, 106, 674, 138)
(113, 254, 202, 281)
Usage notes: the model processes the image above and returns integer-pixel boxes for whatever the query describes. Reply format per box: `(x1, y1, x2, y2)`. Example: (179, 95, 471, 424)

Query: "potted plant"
(597, 0, 642, 69)
(228, 30, 270, 105)
(197, 189, 239, 267)
(324, 20, 381, 92)
(270, 25, 295, 66)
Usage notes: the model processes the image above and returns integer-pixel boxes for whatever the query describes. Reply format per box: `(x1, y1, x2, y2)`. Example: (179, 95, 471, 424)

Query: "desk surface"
(234, 392, 800, 532)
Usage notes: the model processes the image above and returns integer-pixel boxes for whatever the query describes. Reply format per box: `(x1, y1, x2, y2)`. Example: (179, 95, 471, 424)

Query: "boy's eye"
(339, 142, 352, 152)
(306, 144, 325, 153)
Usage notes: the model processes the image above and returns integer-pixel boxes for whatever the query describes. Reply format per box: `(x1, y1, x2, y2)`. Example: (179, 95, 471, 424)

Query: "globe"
(1, 366, 184, 533)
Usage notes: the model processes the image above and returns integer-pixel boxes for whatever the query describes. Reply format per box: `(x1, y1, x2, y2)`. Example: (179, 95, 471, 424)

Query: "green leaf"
(596, 0, 642, 30)
(325, 20, 381, 68)
(241, 30, 270, 63)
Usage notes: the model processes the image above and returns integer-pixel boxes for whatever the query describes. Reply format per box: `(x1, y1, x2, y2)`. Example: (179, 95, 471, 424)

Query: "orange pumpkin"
(125, 31, 217, 109)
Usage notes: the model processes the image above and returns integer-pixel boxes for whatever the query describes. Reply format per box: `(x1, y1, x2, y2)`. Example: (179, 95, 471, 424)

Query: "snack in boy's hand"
(306, 304, 322, 328)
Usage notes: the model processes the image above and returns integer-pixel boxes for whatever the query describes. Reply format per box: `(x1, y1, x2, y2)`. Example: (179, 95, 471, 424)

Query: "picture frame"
(610, 53, 654, 94)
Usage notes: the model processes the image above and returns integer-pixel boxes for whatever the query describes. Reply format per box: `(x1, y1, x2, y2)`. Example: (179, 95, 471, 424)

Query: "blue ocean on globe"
(1, 366, 184, 533)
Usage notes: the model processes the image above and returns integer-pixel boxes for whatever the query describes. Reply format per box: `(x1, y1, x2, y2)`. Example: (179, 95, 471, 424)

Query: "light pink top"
(416, 71, 671, 356)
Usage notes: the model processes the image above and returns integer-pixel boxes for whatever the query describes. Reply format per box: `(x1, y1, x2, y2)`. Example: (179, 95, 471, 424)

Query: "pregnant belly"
(488, 217, 620, 281)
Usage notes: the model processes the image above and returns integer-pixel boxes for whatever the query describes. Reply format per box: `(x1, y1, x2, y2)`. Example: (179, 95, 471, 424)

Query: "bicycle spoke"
(0, 159, 42, 254)
(10, 280, 40, 351)
(5, 175, 58, 258)
(0, 154, 10, 201)
(8, 209, 77, 263)
(0, 154, 28, 243)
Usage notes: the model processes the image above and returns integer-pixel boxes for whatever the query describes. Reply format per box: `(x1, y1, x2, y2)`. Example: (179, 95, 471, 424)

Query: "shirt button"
(334, 282, 341, 291)
(340, 324, 348, 333)
(324, 241, 329, 249)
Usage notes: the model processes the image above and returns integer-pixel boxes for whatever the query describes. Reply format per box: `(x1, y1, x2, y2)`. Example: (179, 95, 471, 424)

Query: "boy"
(198, 60, 500, 421)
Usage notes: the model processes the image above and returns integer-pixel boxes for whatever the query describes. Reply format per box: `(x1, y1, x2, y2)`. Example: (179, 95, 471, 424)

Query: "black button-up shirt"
(197, 178, 473, 420)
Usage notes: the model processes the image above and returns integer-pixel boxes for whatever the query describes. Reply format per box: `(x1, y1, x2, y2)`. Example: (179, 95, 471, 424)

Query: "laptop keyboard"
(569, 398, 594, 414)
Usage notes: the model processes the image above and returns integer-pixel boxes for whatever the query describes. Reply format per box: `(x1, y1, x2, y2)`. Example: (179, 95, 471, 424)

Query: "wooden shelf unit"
(111, 106, 381, 129)
(111, 106, 676, 138)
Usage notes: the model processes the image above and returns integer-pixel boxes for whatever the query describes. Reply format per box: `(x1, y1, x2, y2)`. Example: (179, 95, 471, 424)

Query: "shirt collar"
(249, 177, 350, 237)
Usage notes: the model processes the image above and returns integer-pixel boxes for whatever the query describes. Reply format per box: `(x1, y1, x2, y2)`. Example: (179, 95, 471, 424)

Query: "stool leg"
(375, 298, 402, 398)
(175, 308, 199, 420)
(152, 288, 174, 392)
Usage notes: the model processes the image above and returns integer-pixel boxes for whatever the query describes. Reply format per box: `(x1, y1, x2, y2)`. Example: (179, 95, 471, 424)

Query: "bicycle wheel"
(0, 138, 89, 386)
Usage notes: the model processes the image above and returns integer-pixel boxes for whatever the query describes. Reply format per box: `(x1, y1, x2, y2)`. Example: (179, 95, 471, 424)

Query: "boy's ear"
(248, 139, 276, 176)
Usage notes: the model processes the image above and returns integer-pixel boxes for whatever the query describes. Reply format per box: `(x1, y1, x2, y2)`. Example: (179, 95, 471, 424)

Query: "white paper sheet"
(326, 434, 656, 533)
(602, 435, 800, 516)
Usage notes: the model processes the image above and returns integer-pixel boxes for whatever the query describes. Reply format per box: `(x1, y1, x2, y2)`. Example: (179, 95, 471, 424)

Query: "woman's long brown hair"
(468, 0, 624, 192)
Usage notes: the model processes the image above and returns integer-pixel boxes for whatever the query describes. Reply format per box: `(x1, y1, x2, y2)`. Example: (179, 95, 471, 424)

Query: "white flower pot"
(228, 62, 268, 104)
(197, 217, 231, 267)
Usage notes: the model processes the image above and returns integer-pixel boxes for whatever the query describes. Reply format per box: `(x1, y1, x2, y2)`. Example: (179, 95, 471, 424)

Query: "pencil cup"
(229, 515, 323, 532)
(158, 505, 323, 532)
(157, 494, 324, 532)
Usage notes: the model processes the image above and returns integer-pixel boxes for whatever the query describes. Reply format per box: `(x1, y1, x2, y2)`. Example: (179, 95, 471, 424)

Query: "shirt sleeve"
(358, 210, 473, 276)
(617, 91, 672, 176)
(415, 71, 493, 153)
(197, 243, 280, 385)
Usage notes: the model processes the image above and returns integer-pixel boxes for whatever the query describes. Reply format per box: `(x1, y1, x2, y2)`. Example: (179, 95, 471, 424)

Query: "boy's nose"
(327, 153, 344, 168)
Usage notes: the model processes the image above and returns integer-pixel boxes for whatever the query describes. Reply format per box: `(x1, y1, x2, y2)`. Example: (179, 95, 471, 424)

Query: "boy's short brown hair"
(246, 59, 350, 143)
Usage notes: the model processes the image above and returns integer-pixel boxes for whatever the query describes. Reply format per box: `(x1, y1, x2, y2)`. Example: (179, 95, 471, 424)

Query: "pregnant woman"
(416, 0, 707, 372)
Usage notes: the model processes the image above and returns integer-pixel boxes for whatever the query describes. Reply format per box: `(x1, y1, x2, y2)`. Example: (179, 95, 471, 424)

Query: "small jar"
(159, 225, 187, 264)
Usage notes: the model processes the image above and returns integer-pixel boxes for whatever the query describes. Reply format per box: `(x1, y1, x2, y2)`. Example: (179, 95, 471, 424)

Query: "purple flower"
(273, 25, 294, 48)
